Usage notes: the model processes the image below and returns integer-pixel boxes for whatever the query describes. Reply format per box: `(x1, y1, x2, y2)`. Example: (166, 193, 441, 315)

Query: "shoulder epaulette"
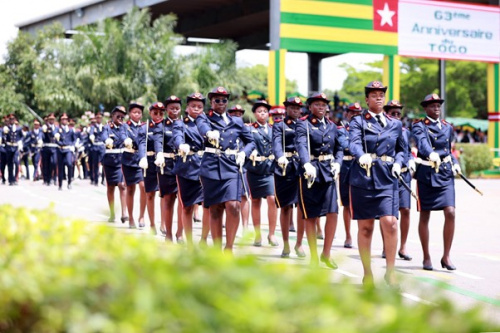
(274, 118, 283, 123)
(300, 115, 308, 121)
(253, 122, 259, 128)
(337, 125, 343, 129)
(413, 119, 422, 124)
(351, 113, 361, 118)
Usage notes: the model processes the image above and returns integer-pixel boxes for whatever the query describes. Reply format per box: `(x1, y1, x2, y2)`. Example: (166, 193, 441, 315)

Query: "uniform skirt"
(298, 177, 338, 219)
(122, 164, 143, 186)
(398, 172, 411, 210)
(144, 156, 158, 193)
(158, 173, 178, 197)
(240, 170, 250, 198)
(339, 176, 350, 207)
(247, 171, 274, 199)
(274, 174, 298, 208)
(201, 176, 242, 207)
(103, 164, 123, 186)
(350, 184, 398, 220)
(177, 176, 203, 208)
(416, 180, 455, 211)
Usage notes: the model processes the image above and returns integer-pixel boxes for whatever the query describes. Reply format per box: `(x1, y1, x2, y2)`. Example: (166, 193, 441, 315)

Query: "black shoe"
(423, 261, 433, 271)
(441, 259, 456, 270)
(344, 242, 353, 249)
(398, 251, 412, 261)
(289, 227, 296, 232)
(381, 251, 386, 259)
(320, 254, 338, 270)
(58, 186, 62, 191)
(67, 184, 72, 190)
(121, 216, 129, 224)
(193, 217, 201, 223)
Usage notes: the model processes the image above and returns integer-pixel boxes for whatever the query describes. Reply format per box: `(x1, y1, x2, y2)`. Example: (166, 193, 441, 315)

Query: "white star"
(377, 3, 395, 27)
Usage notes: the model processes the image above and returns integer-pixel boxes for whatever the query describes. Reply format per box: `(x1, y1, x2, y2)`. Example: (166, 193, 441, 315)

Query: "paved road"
(1, 176, 499, 323)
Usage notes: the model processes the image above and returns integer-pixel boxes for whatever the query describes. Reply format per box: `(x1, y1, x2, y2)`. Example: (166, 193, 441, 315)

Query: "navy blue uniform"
(295, 115, 343, 219)
(195, 110, 254, 206)
(348, 111, 405, 219)
(337, 121, 355, 207)
(42, 124, 59, 185)
(172, 116, 204, 207)
(30, 128, 43, 180)
(398, 127, 412, 209)
(3, 124, 23, 185)
(138, 120, 161, 193)
(0, 131, 6, 184)
(88, 123, 106, 185)
(154, 118, 179, 197)
(101, 122, 127, 185)
(245, 122, 275, 199)
(20, 130, 31, 180)
(122, 120, 144, 186)
(272, 117, 301, 208)
(412, 118, 457, 211)
(56, 125, 77, 187)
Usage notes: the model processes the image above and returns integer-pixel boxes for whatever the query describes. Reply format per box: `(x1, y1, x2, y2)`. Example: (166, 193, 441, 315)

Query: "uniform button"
(376, 143, 379, 146)
(328, 135, 331, 138)
(435, 137, 437, 140)
(446, 139, 449, 141)
(444, 148, 447, 152)
(229, 141, 232, 143)
(322, 143, 325, 146)
(433, 147, 435, 149)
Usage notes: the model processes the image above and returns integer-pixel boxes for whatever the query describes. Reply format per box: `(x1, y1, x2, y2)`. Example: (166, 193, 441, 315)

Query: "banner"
(398, 0, 500, 62)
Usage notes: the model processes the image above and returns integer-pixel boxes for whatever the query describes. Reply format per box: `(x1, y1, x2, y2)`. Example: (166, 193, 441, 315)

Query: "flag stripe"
(281, 37, 398, 55)
(312, 0, 373, 5)
(281, 12, 373, 30)
(281, 23, 398, 46)
(281, 0, 373, 20)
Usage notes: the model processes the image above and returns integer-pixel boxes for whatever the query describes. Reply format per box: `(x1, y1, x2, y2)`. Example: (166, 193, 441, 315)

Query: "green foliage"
(1, 205, 497, 332)
(455, 143, 494, 177)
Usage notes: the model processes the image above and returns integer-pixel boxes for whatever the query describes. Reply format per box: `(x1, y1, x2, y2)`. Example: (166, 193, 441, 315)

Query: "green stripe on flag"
(388, 56, 394, 100)
(312, 0, 373, 5)
(281, 12, 373, 30)
(281, 37, 397, 55)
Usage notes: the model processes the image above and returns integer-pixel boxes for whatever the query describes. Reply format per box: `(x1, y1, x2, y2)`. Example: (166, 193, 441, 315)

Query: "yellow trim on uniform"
(299, 177, 308, 219)
(274, 176, 281, 209)
(281, 0, 372, 20)
(280, 24, 398, 46)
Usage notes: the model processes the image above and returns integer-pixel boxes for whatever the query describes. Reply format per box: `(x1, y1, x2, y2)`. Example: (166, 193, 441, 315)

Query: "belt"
(370, 154, 394, 162)
(401, 167, 408, 173)
(343, 156, 354, 161)
(419, 155, 452, 166)
(187, 151, 204, 156)
(6, 142, 19, 146)
(123, 148, 137, 153)
(162, 152, 176, 158)
(205, 147, 238, 156)
(252, 154, 275, 162)
(105, 148, 123, 154)
(43, 143, 58, 148)
(146, 151, 155, 156)
(93, 142, 105, 146)
(60, 146, 74, 149)
(310, 154, 333, 161)
(284, 152, 298, 158)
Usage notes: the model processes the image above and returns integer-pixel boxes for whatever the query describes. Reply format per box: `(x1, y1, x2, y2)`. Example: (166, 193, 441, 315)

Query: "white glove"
(304, 162, 317, 178)
(452, 163, 461, 176)
(69, 146, 75, 153)
(408, 159, 416, 173)
(277, 156, 288, 165)
(154, 153, 165, 167)
(415, 157, 422, 165)
(17, 141, 23, 150)
(236, 151, 246, 167)
(105, 138, 114, 149)
(37, 139, 43, 147)
(0, 138, 2, 145)
(331, 162, 340, 178)
(250, 150, 258, 157)
(3, 126, 9, 134)
(89, 134, 95, 143)
(123, 137, 133, 148)
(179, 143, 190, 154)
(391, 163, 401, 178)
(206, 130, 220, 140)
(429, 152, 440, 162)
(42, 125, 47, 133)
(139, 157, 148, 169)
(54, 132, 61, 141)
(358, 153, 372, 167)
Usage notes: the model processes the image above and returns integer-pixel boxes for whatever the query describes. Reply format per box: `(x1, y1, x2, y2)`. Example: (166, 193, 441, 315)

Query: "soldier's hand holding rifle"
(429, 152, 440, 173)
(207, 130, 220, 148)
(304, 162, 317, 188)
(179, 144, 190, 163)
(277, 155, 288, 176)
(358, 153, 373, 177)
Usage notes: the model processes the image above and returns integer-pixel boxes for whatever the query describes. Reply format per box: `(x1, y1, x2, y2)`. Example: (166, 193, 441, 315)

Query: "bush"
(455, 143, 494, 177)
(0, 204, 497, 332)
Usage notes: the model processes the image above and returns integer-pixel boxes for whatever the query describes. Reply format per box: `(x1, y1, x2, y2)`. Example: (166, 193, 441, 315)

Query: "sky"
(0, 0, 381, 96)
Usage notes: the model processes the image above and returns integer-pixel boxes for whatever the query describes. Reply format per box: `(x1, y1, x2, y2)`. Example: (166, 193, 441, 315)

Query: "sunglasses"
(116, 115, 124, 119)
(214, 99, 228, 104)
(389, 112, 401, 117)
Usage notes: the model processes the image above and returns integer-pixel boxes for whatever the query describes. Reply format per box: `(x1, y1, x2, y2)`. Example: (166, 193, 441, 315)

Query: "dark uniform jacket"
(195, 110, 254, 180)
(412, 118, 457, 187)
(122, 120, 144, 167)
(56, 125, 77, 151)
(337, 121, 354, 186)
(3, 124, 23, 152)
(88, 123, 106, 152)
(295, 114, 343, 184)
(101, 122, 127, 167)
(272, 117, 301, 177)
(245, 122, 275, 175)
(154, 118, 178, 175)
(349, 110, 405, 190)
(172, 116, 204, 181)
(29, 129, 44, 154)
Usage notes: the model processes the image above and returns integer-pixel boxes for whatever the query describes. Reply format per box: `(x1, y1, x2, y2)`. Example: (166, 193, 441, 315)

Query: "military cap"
(186, 92, 206, 104)
(69, 118, 76, 125)
(269, 107, 286, 115)
(129, 101, 144, 111)
(59, 113, 69, 120)
(383, 100, 403, 111)
(420, 93, 444, 107)
(8, 113, 17, 120)
(283, 96, 303, 107)
(306, 92, 330, 105)
(149, 102, 165, 111)
(163, 95, 182, 106)
(228, 104, 245, 114)
(22, 123, 29, 129)
(47, 113, 56, 120)
(95, 111, 103, 117)
(33, 119, 41, 125)
(207, 86, 230, 100)
(347, 102, 363, 112)
(364, 81, 387, 97)
(111, 106, 127, 114)
(252, 100, 271, 112)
